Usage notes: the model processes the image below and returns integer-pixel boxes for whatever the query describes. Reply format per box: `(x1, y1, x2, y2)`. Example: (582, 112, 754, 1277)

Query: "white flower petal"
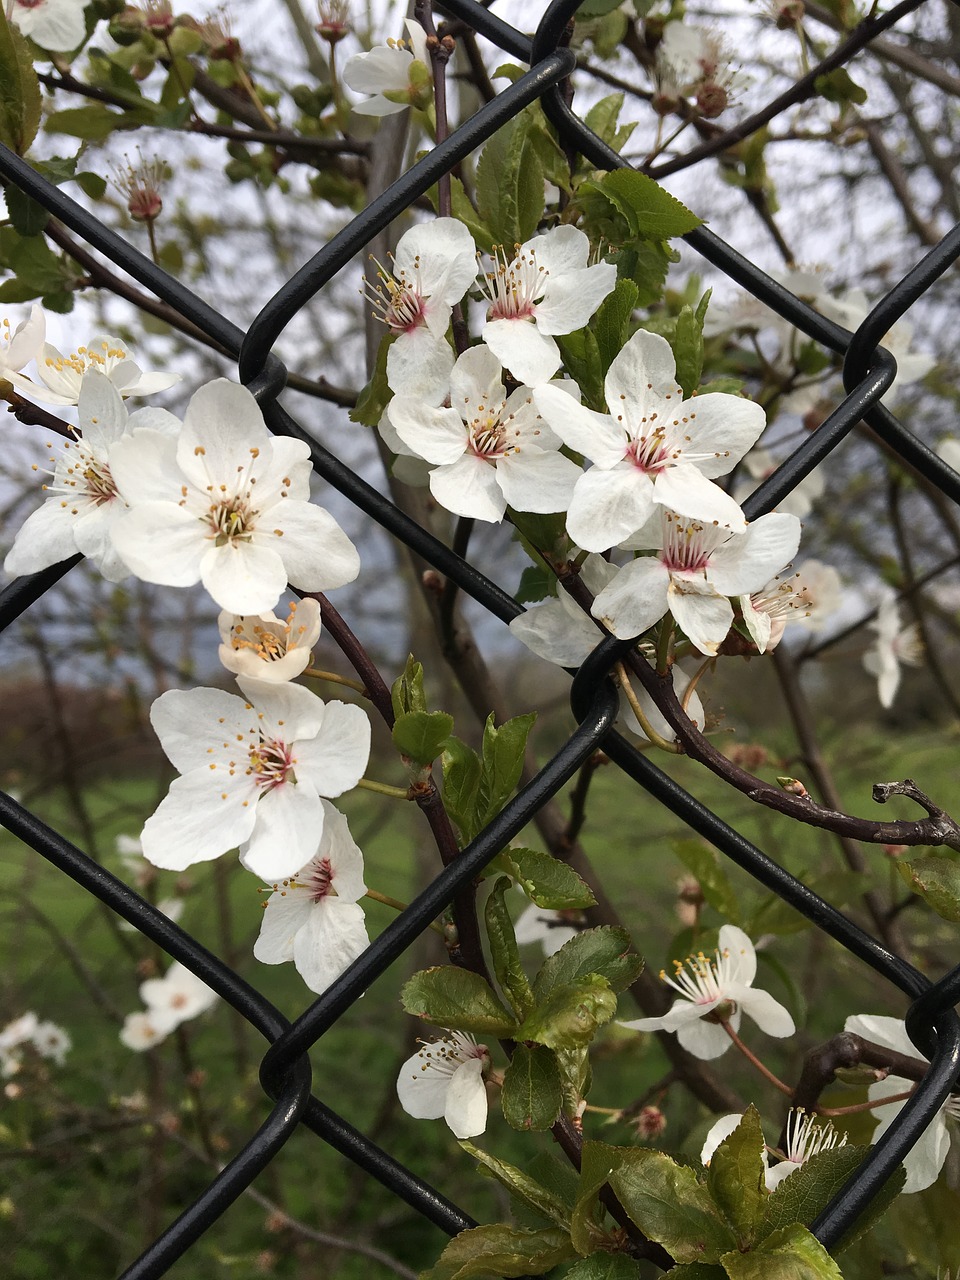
(567, 467, 657, 553)
(429, 455, 506, 521)
(444, 1057, 488, 1138)
(292, 898, 370, 994)
(482, 319, 561, 386)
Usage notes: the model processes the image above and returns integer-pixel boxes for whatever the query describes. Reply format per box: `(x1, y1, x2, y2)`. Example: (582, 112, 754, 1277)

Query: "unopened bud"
(777, 775, 810, 798)
(775, 0, 805, 27)
(696, 81, 729, 119)
(634, 1104, 667, 1140)
(651, 90, 679, 118)
(143, 0, 176, 39)
(315, 0, 350, 44)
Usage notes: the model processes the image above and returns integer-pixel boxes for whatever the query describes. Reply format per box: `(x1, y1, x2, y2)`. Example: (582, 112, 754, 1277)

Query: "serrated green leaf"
(461, 1141, 570, 1226)
(476, 112, 544, 248)
(667, 1266, 727, 1279)
(565, 1254, 643, 1279)
(160, 56, 197, 110)
(349, 331, 393, 426)
(478, 711, 536, 826)
(571, 1141, 627, 1255)
(594, 279, 639, 375)
(707, 1105, 766, 1244)
(833, 1158, 905, 1253)
(0, 14, 41, 155)
(392, 709, 453, 766)
(421, 1224, 575, 1280)
(4, 185, 48, 236)
(617, 239, 673, 307)
(442, 735, 483, 844)
(486, 877, 535, 1020)
(673, 303, 705, 399)
(401, 967, 519, 1037)
(4, 230, 64, 294)
(582, 93, 637, 156)
(591, 168, 701, 239)
(500, 1044, 563, 1132)
(556, 327, 605, 410)
(39, 289, 73, 314)
(533, 926, 642, 1000)
(757, 1144, 870, 1241)
(515, 563, 557, 604)
(609, 1150, 737, 1263)
(448, 176, 492, 251)
(899, 857, 960, 922)
(391, 653, 428, 719)
(722, 1222, 843, 1278)
(673, 840, 741, 925)
(496, 846, 597, 910)
(517, 973, 616, 1050)
(74, 171, 107, 200)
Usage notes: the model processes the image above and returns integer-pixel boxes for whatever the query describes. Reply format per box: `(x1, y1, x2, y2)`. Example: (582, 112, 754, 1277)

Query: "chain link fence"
(2, 0, 959, 1275)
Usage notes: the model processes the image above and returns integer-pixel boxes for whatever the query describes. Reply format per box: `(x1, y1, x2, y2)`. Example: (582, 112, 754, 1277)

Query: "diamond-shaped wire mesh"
(2, 0, 960, 1275)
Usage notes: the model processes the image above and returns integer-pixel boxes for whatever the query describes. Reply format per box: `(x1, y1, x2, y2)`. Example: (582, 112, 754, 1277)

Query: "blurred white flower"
(0, 305, 45, 378)
(815, 289, 935, 406)
(736, 446, 825, 521)
(621, 924, 795, 1060)
(397, 1031, 490, 1138)
(139, 960, 218, 1027)
(253, 801, 369, 994)
(218, 599, 322, 683)
(8, 0, 87, 51)
(8, 334, 179, 406)
(740, 559, 841, 653)
(845, 1013, 958, 1193)
(119, 1009, 179, 1052)
(863, 593, 923, 708)
(30, 1020, 71, 1065)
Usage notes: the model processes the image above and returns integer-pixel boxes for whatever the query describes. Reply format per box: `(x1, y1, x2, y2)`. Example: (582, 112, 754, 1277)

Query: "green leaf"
(673, 840, 741, 925)
(814, 67, 867, 106)
(571, 1141, 627, 1255)
(517, 973, 617, 1050)
(588, 168, 701, 240)
(898, 856, 960, 922)
(618, 239, 673, 307)
(401, 967, 519, 1037)
(495, 846, 597, 910)
(609, 1150, 737, 1264)
(757, 1144, 871, 1241)
(515, 563, 557, 604)
(442, 735, 483, 844)
(475, 111, 544, 247)
(74, 171, 107, 200)
(501, 1043, 563, 1132)
(4, 185, 48, 237)
(392, 710, 453, 765)
(449, 176, 492, 251)
(556, 327, 605, 411)
(565, 1255, 643, 1279)
(349, 332, 393, 426)
(722, 1223, 843, 1278)
(583, 93, 637, 156)
(44, 104, 142, 141)
(391, 653, 428, 719)
(486, 877, 535, 1020)
(460, 1141, 570, 1227)
(673, 298, 706, 399)
(667, 1267, 727, 1279)
(576, 0, 625, 15)
(594, 279, 639, 376)
(421, 1225, 575, 1280)
(2, 229, 65, 294)
(160, 56, 197, 110)
(478, 711, 536, 826)
(833, 1159, 905, 1253)
(0, 14, 41, 155)
(707, 1105, 766, 1244)
(533, 926, 642, 999)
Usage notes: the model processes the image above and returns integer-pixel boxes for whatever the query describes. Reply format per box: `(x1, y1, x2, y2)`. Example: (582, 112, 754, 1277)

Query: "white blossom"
(480, 226, 617, 386)
(141, 678, 370, 881)
(388, 344, 581, 522)
(3, 371, 179, 583)
(535, 329, 765, 551)
(736, 446, 825, 520)
(591, 508, 801, 655)
(8, 333, 179, 406)
(0, 305, 45, 378)
(845, 1013, 958, 1193)
(218, 599, 322, 683)
(701, 1107, 845, 1190)
(621, 924, 795, 1060)
(863, 593, 923, 709)
(139, 960, 218, 1027)
(342, 19, 431, 116)
(30, 1020, 71, 1065)
(8, 0, 87, 51)
(740, 559, 841, 653)
(253, 801, 369, 994)
(815, 289, 935, 406)
(367, 218, 477, 399)
(109, 379, 360, 615)
(119, 1009, 179, 1052)
(397, 1031, 490, 1138)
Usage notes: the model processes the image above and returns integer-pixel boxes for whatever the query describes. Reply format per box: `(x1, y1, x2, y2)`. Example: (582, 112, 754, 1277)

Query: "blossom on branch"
(863, 593, 923, 709)
(397, 1031, 491, 1138)
(739, 559, 841, 653)
(141, 678, 370, 880)
(253, 801, 370, 994)
(8, 333, 179, 406)
(388, 344, 581, 522)
(590, 507, 801, 655)
(621, 924, 795, 1060)
(8, 0, 87, 52)
(480, 226, 617, 386)
(109, 379, 360, 614)
(0, 305, 44, 378)
(535, 329, 765, 551)
(368, 218, 477, 399)
(845, 1013, 957, 1193)
(342, 19, 432, 116)
(701, 1107, 846, 1189)
(139, 960, 218, 1026)
(217, 599, 322, 683)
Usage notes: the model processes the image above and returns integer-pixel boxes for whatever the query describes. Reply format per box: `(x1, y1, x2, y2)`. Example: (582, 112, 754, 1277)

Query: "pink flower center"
(625, 430, 669, 473)
(366, 257, 428, 334)
(307, 856, 335, 902)
(660, 514, 713, 574)
(248, 738, 294, 791)
(483, 245, 546, 322)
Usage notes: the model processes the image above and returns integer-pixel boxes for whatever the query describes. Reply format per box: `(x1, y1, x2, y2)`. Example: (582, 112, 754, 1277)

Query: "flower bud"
(315, 0, 350, 43)
(634, 1105, 667, 1140)
(696, 81, 728, 118)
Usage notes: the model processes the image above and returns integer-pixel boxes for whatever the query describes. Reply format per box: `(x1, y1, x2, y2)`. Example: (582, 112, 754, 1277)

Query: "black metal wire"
(1, 0, 959, 1270)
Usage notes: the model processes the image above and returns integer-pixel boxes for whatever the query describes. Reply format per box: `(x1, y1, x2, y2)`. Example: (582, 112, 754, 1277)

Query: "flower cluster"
(120, 961, 218, 1052)
(1, 1011, 71, 1077)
